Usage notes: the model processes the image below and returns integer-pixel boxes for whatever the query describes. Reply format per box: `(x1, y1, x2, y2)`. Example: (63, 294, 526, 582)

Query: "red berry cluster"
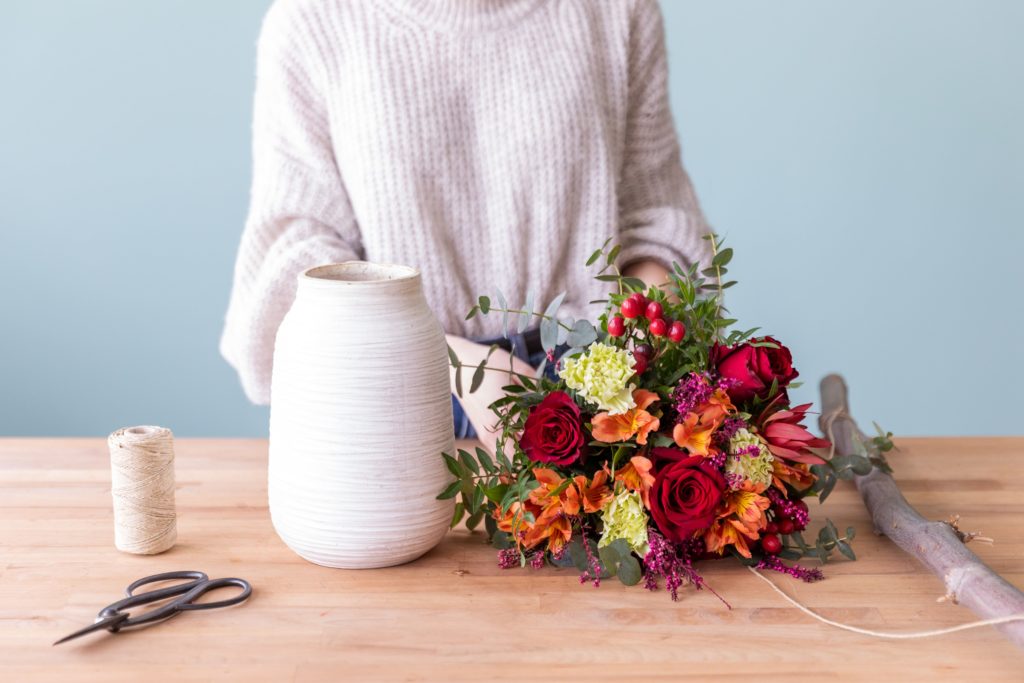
(607, 292, 686, 344)
(760, 497, 809, 555)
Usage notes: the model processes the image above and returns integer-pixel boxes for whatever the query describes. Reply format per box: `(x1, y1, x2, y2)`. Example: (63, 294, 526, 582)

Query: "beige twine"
(750, 567, 1024, 639)
(108, 425, 177, 554)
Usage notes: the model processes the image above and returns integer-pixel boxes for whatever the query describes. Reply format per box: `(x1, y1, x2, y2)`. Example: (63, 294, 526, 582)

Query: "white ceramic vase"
(268, 262, 454, 568)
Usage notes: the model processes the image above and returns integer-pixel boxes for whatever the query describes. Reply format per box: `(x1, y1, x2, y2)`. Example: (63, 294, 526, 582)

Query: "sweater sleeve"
(616, 0, 712, 274)
(220, 0, 362, 405)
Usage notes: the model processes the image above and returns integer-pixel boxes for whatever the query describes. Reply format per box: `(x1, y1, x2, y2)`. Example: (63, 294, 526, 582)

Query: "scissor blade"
(52, 613, 129, 646)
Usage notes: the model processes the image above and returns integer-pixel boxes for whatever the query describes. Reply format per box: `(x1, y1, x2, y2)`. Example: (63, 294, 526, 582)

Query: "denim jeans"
(451, 330, 563, 440)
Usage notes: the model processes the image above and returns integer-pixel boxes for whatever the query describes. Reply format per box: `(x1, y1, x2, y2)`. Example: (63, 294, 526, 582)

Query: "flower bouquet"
(441, 236, 859, 600)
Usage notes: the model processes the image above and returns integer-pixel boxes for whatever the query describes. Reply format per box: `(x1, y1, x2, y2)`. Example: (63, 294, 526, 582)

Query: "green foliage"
(440, 235, 881, 583)
(597, 538, 643, 586)
(438, 447, 534, 531)
(785, 519, 856, 564)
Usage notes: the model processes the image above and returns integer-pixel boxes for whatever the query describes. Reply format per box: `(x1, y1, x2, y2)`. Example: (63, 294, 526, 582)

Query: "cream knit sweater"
(221, 0, 712, 405)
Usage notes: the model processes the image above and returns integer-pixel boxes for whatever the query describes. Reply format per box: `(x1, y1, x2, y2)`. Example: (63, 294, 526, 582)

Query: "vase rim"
(301, 261, 420, 286)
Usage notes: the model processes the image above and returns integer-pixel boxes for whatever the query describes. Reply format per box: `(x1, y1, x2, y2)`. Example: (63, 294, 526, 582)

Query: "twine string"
(108, 425, 177, 555)
(751, 567, 1024, 638)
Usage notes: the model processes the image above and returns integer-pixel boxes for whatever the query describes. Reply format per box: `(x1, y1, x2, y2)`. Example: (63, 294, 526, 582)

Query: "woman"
(221, 0, 711, 452)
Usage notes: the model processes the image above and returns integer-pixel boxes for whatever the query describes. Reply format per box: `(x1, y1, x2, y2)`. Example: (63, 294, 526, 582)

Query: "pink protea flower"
(757, 400, 829, 465)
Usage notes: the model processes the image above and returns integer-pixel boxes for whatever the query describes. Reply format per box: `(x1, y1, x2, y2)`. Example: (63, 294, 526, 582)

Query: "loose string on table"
(108, 425, 178, 555)
(750, 567, 1024, 639)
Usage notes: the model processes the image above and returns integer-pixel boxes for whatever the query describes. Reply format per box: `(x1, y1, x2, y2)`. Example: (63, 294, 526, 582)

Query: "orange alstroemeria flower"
(564, 470, 613, 515)
(591, 389, 661, 446)
(612, 455, 656, 509)
(699, 388, 735, 427)
(703, 481, 770, 558)
(672, 412, 717, 456)
(522, 468, 612, 553)
(673, 388, 736, 456)
(772, 458, 816, 493)
(493, 499, 540, 544)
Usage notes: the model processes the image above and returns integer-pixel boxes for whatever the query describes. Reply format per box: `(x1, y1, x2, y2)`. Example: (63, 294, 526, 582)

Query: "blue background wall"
(1, 1, 1021, 436)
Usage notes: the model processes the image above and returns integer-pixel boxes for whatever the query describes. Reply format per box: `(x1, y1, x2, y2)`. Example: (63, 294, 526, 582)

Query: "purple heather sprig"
(497, 548, 521, 569)
(671, 373, 715, 417)
(641, 532, 730, 606)
(767, 488, 810, 528)
(757, 554, 824, 582)
(714, 416, 748, 448)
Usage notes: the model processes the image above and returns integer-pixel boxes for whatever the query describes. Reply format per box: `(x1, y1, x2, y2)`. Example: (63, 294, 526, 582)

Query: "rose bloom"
(519, 391, 586, 466)
(711, 336, 799, 403)
(648, 447, 726, 543)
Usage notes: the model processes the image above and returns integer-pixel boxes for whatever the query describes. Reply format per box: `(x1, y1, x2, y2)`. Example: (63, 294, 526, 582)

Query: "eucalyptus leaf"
(496, 289, 509, 338)
(608, 538, 632, 558)
(518, 290, 535, 333)
(491, 531, 513, 550)
(616, 556, 642, 586)
(556, 316, 573, 346)
(598, 546, 620, 578)
(566, 319, 598, 348)
(540, 316, 559, 353)
(567, 537, 590, 571)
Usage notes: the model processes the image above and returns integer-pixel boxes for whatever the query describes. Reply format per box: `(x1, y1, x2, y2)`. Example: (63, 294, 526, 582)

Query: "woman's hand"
(446, 334, 535, 455)
(623, 259, 672, 290)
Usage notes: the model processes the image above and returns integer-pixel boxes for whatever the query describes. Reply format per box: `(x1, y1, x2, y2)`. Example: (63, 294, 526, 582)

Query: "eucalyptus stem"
(490, 307, 574, 332)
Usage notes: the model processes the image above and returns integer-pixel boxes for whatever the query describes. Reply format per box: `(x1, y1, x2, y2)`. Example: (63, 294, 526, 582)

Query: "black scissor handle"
(174, 577, 252, 611)
(98, 571, 251, 629)
(125, 570, 208, 597)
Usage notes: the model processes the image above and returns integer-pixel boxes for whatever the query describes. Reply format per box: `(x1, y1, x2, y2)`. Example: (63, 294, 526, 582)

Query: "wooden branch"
(818, 373, 1024, 650)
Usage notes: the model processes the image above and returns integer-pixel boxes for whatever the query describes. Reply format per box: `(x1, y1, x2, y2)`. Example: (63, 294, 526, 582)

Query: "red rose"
(757, 401, 830, 465)
(648, 448, 726, 543)
(519, 391, 586, 466)
(711, 336, 799, 403)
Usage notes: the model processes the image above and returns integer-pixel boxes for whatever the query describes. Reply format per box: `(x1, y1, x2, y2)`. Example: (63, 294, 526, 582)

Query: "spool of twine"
(108, 425, 177, 554)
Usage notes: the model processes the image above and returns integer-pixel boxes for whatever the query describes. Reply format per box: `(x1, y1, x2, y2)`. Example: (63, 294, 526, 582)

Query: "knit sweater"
(221, 0, 712, 405)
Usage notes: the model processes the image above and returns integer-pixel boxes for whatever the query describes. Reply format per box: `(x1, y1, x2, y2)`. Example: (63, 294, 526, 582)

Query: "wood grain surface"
(1, 437, 1021, 681)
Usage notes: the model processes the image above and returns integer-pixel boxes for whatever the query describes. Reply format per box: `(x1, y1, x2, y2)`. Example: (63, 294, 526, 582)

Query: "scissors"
(53, 570, 252, 645)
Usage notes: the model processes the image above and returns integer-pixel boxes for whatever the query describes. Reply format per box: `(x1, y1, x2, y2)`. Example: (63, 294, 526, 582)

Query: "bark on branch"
(818, 373, 1024, 650)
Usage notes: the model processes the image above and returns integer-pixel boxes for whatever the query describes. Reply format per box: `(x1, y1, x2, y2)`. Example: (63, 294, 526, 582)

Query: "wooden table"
(1, 438, 1021, 681)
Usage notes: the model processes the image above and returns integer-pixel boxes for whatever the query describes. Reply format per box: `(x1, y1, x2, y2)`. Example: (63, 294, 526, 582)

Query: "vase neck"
(296, 262, 424, 304)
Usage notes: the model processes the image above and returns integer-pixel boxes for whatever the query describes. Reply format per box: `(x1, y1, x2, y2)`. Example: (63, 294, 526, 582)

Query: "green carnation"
(598, 490, 650, 556)
(726, 428, 775, 488)
(558, 342, 636, 414)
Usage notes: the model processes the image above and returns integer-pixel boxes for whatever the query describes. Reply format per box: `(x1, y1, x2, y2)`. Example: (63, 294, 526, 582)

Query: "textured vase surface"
(269, 262, 454, 568)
